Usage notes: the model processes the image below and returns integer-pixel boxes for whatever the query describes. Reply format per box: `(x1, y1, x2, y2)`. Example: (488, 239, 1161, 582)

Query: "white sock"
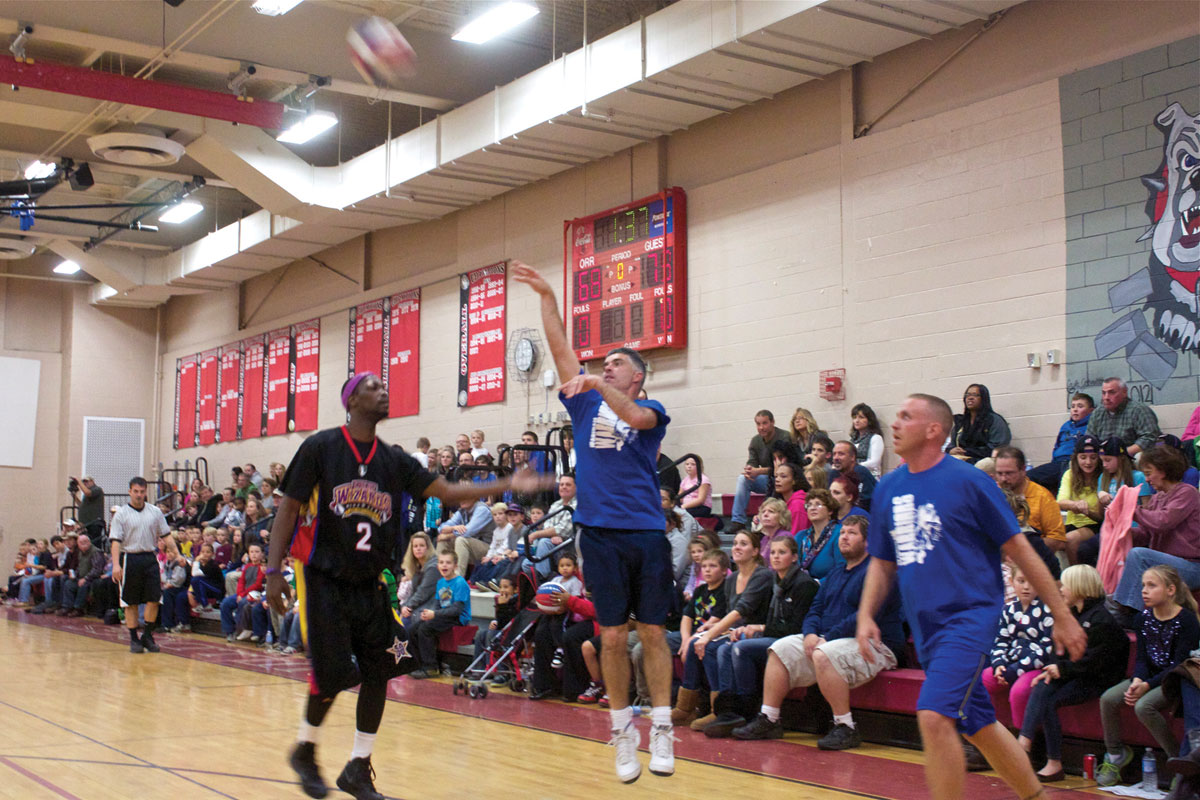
(651, 706, 671, 727)
(834, 712, 855, 729)
(610, 706, 633, 731)
(761, 705, 780, 723)
(351, 730, 376, 760)
(297, 720, 320, 744)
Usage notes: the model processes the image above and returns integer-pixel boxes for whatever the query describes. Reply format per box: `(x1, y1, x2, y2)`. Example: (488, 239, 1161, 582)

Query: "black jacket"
(763, 564, 819, 639)
(946, 383, 1012, 463)
(1053, 596, 1129, 688)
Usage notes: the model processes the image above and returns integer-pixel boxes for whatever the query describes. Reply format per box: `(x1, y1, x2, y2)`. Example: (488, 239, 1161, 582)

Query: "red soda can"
(1083, 754, 1096, 779)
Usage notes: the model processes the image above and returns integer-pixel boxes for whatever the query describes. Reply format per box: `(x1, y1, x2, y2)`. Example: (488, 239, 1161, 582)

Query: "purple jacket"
(1132, 482, 1200, 561)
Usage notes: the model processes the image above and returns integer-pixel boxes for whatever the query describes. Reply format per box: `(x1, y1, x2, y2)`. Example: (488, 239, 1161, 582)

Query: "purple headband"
(342, 372, 377, 410)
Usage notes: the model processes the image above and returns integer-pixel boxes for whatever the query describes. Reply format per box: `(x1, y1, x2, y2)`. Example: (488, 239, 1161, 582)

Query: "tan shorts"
(768, 635, 897, 690)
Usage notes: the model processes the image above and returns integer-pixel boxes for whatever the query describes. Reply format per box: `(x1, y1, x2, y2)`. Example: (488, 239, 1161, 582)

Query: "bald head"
(891, 393, 954, 462)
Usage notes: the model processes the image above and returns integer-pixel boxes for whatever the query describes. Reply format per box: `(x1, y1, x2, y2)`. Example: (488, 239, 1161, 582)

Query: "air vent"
(87, 130, 186, 166)
(0, 238, 35, 260)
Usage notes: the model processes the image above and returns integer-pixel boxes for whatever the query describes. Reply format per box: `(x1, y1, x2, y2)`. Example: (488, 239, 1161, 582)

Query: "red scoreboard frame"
(563, 187, 686, 361)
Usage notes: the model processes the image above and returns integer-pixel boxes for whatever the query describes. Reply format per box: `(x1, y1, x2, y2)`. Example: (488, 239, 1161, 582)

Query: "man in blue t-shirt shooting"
(856, 393, 1086, 800)
(512, 260, 675, 785)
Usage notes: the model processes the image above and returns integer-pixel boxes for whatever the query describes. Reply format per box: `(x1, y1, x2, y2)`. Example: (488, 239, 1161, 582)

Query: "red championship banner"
(196, 348, 219, 446)
(241, 336, 266, 440)
(291, 319, 320, 433)
(265, 327, 291, 437)
(388, 289, 420, 417)
(458, 262, 506, 407)
(217, 345, 241, 443)
(174, 354, 198, 450)
(349, 299, 386, 379)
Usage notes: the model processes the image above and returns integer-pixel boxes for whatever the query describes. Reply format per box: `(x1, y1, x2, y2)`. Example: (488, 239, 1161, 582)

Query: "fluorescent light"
(276, 111, 338, 144)
(452, 2, 539, 44)
(24, 160, 55, 180)
(53, 260, 80, 275)
(252, 0, 304, 15)
(159, 201, 204, 224)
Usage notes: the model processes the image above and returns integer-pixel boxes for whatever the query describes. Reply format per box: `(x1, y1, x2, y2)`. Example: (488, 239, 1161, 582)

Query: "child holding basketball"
(1096, 565, 1200, 786)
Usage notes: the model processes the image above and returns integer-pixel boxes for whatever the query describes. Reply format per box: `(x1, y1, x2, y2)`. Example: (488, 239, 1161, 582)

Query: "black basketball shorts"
(119, 551, 162, 608)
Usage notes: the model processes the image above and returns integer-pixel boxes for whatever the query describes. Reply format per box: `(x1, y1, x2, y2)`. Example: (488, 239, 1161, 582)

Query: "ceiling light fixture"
(23, 160, 55, 180)
(276, 111, 338, 144)
(53, 260, 80, 275)
(159, 201, 204, 224)
(452, 2, 539, 44)
(251, 0, 304, 16)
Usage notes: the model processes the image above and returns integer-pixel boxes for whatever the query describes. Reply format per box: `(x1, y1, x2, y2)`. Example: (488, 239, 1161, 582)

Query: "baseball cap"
(1157, 433, 1184, 451)
(505, 502, 524, 514)
(1099, 437, 1127, 457)
(1074, 434, 1101, 454)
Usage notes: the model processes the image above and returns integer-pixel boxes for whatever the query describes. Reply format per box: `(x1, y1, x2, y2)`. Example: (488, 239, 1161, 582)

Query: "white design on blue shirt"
(589, 401, 636, 451)
(889, 494, 943, 566)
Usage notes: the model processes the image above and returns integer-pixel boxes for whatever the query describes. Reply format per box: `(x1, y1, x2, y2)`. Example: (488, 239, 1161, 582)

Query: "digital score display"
(563, 187, 686, 361)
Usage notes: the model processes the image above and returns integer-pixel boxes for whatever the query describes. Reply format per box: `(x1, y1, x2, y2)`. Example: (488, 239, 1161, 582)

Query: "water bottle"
(1142, 748, 1157, 790)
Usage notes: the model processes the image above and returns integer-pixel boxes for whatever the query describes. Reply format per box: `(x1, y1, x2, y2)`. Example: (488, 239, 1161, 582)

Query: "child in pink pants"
(983, 562, 1055, 727)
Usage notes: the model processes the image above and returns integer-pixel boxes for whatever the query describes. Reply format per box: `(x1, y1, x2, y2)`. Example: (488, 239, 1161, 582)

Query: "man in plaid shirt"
(1086, 377, 1161, 458)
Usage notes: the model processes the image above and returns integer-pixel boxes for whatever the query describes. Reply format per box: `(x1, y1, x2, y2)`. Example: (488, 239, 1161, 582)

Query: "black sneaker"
(336, 757, 383, 800)
(289, 742, 328, 799)
(141, 629, 160, 653)
(733, 713, 784, 740)
(129, 636, 144, 654)
(818, 723, 862, 751)
(703, 712, 747, 739)
(408, 668, 432, 680)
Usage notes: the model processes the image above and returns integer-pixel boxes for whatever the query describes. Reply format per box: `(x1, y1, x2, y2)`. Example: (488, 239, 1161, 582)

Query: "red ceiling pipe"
(0, 55, 285, 129)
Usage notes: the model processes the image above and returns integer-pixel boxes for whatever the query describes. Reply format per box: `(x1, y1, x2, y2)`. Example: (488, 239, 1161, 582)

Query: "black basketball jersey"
(281, 426, 436, 583)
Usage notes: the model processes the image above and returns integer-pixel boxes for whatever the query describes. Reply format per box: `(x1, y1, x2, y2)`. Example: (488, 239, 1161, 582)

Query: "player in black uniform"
(265, 372, 546, 800)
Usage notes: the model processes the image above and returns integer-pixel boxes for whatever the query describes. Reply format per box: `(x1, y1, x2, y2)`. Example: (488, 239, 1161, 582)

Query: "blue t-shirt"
(869, 455, 1019, 660)
(435, 575, 471, 625)
(559, 385, 669, 530)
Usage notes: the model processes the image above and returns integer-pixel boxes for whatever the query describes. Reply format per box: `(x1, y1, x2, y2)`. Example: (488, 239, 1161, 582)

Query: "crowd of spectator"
(5, 383, 1200, 787)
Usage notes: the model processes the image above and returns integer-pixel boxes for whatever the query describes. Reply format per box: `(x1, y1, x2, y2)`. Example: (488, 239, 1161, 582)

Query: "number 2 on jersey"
(356, 521, 372, 551)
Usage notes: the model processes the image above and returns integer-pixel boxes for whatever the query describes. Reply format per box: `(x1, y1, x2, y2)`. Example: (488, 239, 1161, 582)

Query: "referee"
(110, 476, 177, 653)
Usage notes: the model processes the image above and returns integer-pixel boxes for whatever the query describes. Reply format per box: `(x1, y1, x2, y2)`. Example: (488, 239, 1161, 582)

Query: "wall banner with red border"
(457, 262, 506, 407)
(291, 319, 320, 433)
(265, 327, 291, 437)
(241, 336, 266, 440)
(388, 289, 420, 417)
(196, 348, 219, 446)
(174, 354, 198, 450)
(217, 344, 242, 443)
(349, 299, 386, 380)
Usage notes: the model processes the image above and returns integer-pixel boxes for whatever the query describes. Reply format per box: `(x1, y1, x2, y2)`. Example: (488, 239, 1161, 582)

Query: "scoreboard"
(563, 187, 686, 361)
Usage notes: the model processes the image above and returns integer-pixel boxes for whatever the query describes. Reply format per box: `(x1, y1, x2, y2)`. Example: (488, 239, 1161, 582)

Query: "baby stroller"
(454, 505, 575, 699)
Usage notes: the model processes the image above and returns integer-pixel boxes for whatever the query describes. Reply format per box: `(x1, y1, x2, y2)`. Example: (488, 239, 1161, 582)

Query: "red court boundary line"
(2, 609, 1100, 800)
(0, 755, 84, 799)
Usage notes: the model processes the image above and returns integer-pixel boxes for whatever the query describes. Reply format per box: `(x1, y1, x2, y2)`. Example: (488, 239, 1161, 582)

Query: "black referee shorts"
(119, 552, 161, 607)
(297, 565, 418, 696)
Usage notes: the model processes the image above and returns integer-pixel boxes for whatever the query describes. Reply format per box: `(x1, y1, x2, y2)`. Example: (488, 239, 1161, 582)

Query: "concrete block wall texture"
(1063, 36, 1200, 408)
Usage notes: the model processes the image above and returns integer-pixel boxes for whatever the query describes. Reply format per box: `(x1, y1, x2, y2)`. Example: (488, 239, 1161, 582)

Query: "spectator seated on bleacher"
(830, 474, 869, 528)
(848, 403, 885, 479)
(995, 447, 1067, 556)
(1109, 445, 1200, 627)
(1073, 437, 1153, 567)
(1158, 434, 1200, 488)
(678, 455, 713, 519)
(220, 543, 265, 642)
(946, 383, 1012, 465)
(525, 475, 576, 579)
(668, 548, 730, 725)
(1097, 565, 1199, 787)
(789, 407, 824, 458)
(62, 532, 106, 616)
(8, 538, 48, 608)
(408, 550, 470, 680)
(159, 535, 191, 632)
(699, 536, 819, 738)
(30, 533, 74, 614)
(675, 529, 772, 731)
(830, 442, 876, 512)
(981, 561, 1054, 735)
(437, 497, 495, 578)
(530, 554, 596, 701)
(187, 542, 224, 613)
(1018, 564, 1128, 783)
(1028, 392, 1094, 492)
(400, 532, 437, 620)
(730, 410, 792, 527)
(1087, 377, 1161, 459)
(796, 490, 843, 581)
(473, 575, 519, 663)
(468, 503, 516, 589)
(1056, 435, 1105, 564)
(751, 498, 792, 562)
(733, 516, 905, 749)
(804, 434, 836, 484)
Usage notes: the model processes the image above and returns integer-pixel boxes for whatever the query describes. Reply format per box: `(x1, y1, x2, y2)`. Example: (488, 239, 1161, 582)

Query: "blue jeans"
(728, 636, 778, 696)
(279, 610, 303, 649)
(64, 578, 93, 610)
(161, 586, 190, 628)
(190, 576, 224, 606)
(1114, 548, 1200, 609)
(681, 634, 710, 690)
(1182, 681, 1200, 756)
(220, 594, 250, 634)
(730, 474, 770, 524)
(249, 602, 271, 639)
(702, 638, 739, 693)
(44, 575, 64, 607)
(17, 574, 44, 603)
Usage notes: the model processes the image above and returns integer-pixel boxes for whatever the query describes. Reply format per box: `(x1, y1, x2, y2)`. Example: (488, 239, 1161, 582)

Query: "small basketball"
(534, 584, 564, 613)
(347, 16, 417, 87)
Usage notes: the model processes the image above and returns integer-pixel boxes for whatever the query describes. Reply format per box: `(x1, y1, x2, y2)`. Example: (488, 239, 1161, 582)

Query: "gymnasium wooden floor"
(0, 609, 1106, 800)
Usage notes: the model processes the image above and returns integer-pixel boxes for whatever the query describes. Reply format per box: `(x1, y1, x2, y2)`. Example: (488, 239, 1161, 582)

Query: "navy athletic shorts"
(577, 526, 672, 627)
(917, 640, 997, 736)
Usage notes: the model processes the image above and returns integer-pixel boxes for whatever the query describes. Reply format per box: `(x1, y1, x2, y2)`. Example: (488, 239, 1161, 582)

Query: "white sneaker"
(649, 723, 677, 777)
(608, 722, 642, 783)
(236, 630, 253, 641)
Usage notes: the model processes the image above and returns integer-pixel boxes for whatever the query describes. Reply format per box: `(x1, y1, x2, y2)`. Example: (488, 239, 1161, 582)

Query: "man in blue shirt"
(857, 393, 1086, 800)
(1028, 392, 1093, 491)
(513, 260, 675, 784)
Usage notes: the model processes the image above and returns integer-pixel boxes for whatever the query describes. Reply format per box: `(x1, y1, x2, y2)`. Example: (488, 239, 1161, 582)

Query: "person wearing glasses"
(946, 383, 1011, 464)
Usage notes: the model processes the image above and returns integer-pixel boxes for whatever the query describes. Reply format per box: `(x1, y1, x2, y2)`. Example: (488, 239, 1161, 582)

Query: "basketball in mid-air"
(347, 16, 417, 87)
